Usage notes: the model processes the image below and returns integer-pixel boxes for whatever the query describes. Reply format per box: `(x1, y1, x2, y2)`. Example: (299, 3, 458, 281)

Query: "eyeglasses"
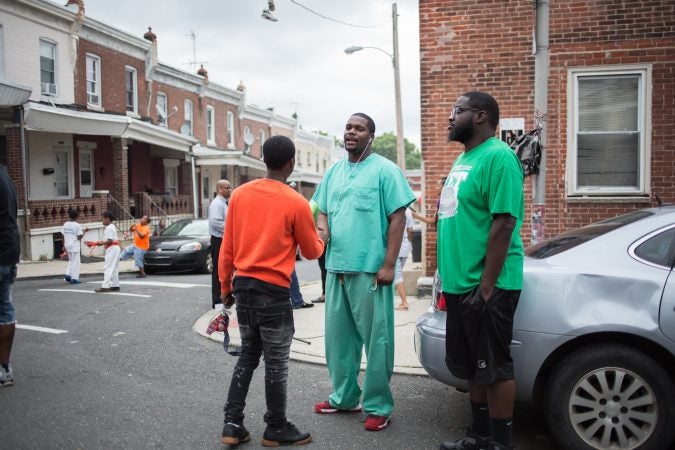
(450, 106, 482, 120)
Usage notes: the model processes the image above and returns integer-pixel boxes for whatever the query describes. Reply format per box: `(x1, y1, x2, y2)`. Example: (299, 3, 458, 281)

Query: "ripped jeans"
(224, 276, 294, 428)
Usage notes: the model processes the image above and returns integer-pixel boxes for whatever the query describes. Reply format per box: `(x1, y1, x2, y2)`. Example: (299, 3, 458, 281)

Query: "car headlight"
(178, 241, 202, 252)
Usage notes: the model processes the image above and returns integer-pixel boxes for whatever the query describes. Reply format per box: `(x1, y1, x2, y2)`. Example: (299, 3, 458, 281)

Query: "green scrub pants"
(325, 272, 395, 417)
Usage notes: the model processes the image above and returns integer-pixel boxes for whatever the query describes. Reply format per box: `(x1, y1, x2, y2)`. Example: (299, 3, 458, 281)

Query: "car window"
(161, 220, 208, 237)
(634, 227, 675, 267)
(526, 210, 655, 259)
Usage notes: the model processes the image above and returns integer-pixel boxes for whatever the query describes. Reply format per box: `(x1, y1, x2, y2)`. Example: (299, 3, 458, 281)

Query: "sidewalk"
(17, 259, 429, 375)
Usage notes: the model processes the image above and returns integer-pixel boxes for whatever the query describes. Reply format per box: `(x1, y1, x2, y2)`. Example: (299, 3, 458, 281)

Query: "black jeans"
(211, 236, 222, 308)
(224, 277, 294, 428)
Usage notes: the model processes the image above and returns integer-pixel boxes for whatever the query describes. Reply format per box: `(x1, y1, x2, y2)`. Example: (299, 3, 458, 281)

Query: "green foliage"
(371, 132, 421, 169)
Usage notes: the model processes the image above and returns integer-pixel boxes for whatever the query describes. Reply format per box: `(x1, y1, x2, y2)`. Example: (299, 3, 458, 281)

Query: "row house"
(1, 0, 335, 261)
(417, 0, 675, 274)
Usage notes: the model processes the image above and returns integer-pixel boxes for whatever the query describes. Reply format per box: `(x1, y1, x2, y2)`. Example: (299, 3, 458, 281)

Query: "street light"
(344, 3, 405, 171)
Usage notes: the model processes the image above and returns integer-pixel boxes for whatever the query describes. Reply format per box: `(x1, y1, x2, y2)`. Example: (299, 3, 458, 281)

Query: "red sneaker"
(314, 400, 362, 414)
(364, 415, 390, 431)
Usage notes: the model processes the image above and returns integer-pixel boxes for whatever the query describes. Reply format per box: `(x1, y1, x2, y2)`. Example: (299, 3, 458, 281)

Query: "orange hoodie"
(219, 178, 324, 295)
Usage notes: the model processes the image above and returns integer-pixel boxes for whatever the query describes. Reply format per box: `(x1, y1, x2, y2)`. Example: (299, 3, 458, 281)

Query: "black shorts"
(444, 287, 520, 385)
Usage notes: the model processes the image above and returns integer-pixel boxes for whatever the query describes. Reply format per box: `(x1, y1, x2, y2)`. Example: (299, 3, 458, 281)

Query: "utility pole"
(532, 0, 549, 244)
(392, 3, 405, 171)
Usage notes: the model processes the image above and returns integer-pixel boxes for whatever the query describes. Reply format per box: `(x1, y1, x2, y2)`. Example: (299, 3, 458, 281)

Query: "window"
(125, 66, 138, 113)
(206, 106, 215, 144)
(184, 99, 193, 136)
(0, 25, 5, 78)
(259, 130, 266, 158)
(569, 67, 650, 195)
(156, 92, 168, 127)
(40, 39, 57, 96)
(307, 152, 311, 167)
(243, 126, 252, 154)
(164, 166, 178, 195)
(86, 54, 101, 106)
(633, 226, 675, 268)
(226, 111, 235, 148)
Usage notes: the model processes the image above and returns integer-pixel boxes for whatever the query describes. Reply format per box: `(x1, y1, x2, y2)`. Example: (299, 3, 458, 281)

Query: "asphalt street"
(2, 260, 560, 449)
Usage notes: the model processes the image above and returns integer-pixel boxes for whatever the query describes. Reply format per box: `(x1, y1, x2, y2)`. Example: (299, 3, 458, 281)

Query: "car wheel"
(545, 343, 675, 450)
(200, 252, 212, 274)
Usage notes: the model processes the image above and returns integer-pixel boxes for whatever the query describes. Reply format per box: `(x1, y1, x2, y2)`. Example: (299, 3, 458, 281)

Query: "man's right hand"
(220, 292, 236, 308)
(317, 226, 330, 243)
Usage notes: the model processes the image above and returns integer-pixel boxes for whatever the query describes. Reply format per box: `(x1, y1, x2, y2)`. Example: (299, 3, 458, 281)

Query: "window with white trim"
(226, 111, 235, 148)
(156, 92, 168, 127)
(184, 99, 193, 136)
(40, 39, 57, 96)
(86, 54, 101, 106)
(206, 105, 215, 144)
(0, 25, 5, 78)
(569, 67, 650, 195)
(259, 130, 266, 159)
(125, 66, 138, 113)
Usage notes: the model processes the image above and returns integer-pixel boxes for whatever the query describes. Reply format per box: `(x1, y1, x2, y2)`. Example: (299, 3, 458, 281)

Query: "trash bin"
(412, 229, 422, 263)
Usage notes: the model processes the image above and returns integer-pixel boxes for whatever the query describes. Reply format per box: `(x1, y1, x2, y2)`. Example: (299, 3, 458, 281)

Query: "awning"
(288, 169, 323, 185)
(0, 80, 32, 107)
(193, 145, 267, 171)
(23, 102, 196, 153)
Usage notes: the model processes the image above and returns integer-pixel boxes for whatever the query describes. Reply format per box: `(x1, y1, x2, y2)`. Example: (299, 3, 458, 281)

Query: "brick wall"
(75, 40, 149, 116)
(419, 0, 675, 275)
(5, 125, 25, 207)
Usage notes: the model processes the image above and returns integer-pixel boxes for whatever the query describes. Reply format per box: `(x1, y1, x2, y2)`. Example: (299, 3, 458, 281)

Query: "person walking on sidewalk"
(94, 211, 121, 293)
(438, 92, 524, 450)
(0, 165, 20, 387)
(120, 215, 150, 278)
(208, 179, 231, 308)
(62, 208, 88, 284)
(311, 113, 415, 431)
(395, 207, 414, 310)
(218, 135, 325, 447)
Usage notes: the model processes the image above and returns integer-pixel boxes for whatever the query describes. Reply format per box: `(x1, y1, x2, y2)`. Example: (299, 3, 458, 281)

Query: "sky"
(71, 0, 421, 148)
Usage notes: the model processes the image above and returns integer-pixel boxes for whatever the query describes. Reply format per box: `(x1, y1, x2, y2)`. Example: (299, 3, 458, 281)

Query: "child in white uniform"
(95, 211, 121, 293)
(61, 208, 87, 284)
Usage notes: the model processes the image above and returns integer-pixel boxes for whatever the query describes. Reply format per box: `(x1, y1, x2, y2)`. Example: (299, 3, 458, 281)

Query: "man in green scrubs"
(312, 113, 415, 432)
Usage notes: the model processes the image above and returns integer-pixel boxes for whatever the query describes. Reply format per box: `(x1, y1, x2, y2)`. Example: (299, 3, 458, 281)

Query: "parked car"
(143, 219, 212, 274)
(415, 206, 675, 450)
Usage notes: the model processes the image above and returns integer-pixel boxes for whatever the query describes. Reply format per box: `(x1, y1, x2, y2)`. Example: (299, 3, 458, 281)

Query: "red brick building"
(418, 0, 675, 274)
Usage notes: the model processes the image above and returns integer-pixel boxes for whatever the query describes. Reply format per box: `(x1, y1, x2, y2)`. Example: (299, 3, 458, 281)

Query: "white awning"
(0, 80, 32, 107)
(193, 145, 267, 170)
(288, 169, 323, 185)
(23, 102, 196, 153)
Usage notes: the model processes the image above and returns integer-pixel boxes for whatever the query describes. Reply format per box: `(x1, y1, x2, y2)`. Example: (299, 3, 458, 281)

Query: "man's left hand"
(375, 265, 395, 286)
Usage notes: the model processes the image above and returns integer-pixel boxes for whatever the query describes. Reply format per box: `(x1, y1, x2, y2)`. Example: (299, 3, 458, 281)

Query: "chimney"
(65, 0, 85, 20)
(143, 27, 158, 68)
(197, 64, 209, 84)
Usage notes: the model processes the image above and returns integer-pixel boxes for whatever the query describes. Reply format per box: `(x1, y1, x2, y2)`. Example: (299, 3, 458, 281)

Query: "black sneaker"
(221, 422, 250, 446)
(110, 287, 121, 292)
(261, 422, 311, 447)
(487, 441, 513, 450)
(440, 427, 490, 450)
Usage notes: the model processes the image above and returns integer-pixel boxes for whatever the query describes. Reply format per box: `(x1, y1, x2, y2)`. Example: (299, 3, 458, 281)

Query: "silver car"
(415, 206, 675, 450)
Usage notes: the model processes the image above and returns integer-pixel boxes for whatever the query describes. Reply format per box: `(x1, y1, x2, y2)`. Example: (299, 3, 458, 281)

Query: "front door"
(54, 149, 69, 198)
(79, 149, 93, 197)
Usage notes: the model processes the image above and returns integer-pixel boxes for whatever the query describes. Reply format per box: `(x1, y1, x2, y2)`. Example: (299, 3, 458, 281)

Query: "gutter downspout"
(532, 0, 549, 245)
(190, 146, 198, 218)
(19, 106, 30, 233)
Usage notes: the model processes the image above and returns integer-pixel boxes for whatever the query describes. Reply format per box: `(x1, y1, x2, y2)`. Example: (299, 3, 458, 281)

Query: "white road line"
(17, 324, 68, 334)
(38, 289, 151, 298)
(85, 281, 209, 288)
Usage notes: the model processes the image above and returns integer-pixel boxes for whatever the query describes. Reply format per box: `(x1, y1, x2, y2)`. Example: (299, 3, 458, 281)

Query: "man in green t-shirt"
(311, 113, 415, 432)
(438, 92, 524, 450)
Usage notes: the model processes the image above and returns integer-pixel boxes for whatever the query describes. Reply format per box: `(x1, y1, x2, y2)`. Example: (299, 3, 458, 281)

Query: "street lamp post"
(344, 3, 405, 171)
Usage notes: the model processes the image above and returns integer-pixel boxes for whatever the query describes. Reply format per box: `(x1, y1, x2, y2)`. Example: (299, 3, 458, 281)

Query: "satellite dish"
(180, 123, 191, 135)
(243, 132, 255, 147)
(156, 104, 167, 122)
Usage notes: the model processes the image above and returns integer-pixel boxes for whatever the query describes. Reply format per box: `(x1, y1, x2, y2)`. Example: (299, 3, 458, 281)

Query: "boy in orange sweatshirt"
(218, 135, 326, 447)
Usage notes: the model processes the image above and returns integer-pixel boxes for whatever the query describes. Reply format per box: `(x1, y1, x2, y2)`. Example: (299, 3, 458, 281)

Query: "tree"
(371, 132, 421, 169)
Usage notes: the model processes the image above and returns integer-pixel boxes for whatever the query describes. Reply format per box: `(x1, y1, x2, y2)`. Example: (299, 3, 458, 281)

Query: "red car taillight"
(434, 292, 447, 311)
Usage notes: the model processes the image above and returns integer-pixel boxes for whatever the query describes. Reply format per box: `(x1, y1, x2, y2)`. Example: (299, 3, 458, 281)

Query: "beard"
(448, 120, 473, 144)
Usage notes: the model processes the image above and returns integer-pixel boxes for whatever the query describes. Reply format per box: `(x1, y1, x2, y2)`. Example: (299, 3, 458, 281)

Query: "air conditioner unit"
(87, 93, 100, 105)
(41, 83, 57, 96)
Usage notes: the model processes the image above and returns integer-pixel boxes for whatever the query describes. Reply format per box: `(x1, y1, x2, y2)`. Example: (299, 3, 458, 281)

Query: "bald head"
(216, 179, 232, 199)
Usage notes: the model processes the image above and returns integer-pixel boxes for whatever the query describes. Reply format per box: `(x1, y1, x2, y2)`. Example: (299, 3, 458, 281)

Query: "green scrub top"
(312, 153, 415, 273)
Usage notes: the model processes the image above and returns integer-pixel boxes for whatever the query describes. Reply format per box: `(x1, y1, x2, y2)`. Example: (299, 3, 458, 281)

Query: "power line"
(288, 0, 389, 28)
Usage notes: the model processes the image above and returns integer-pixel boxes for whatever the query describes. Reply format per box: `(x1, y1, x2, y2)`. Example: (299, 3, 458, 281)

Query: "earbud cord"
(337, 138, 371, 206)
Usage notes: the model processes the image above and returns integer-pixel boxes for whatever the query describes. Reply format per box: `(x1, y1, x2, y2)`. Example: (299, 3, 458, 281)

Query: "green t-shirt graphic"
(437, 137, 525, 293)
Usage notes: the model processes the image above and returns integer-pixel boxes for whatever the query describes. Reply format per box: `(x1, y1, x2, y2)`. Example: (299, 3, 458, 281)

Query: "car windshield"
(525, 210, 654, 259)
(161, 220, 208, 237)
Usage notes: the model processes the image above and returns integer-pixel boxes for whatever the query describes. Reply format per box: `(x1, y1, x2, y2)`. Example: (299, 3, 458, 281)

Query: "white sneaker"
(0, 364, 13, 387)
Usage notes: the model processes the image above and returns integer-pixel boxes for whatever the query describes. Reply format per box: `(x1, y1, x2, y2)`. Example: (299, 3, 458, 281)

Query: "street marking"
(86, 281, 209, 288)
(16, 324, 68, 334)
(38, 289, 151, 298)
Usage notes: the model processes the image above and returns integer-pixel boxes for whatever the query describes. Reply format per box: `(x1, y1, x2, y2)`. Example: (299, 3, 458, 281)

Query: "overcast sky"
(72, 0, 421, 147)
